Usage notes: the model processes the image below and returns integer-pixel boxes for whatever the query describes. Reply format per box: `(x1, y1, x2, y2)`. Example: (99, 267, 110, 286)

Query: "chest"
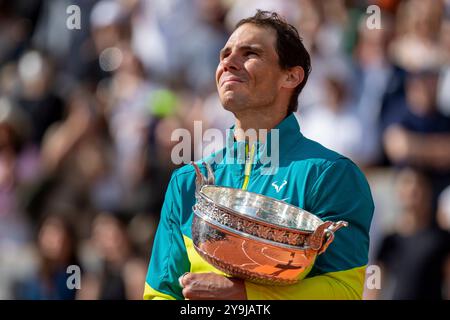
(211, 165, 312, 210)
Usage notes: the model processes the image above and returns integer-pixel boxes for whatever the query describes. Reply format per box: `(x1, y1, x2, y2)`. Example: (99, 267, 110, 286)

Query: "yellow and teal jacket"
(144, 113, 374, 300)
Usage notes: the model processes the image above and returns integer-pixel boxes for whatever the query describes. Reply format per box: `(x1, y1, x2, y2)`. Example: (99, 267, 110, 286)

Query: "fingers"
(178, 272, 189, 288)
(180, 272, 218, 300)
(179, 272, 247, 300)
(179, 272, 201, 300)
(180, 273, 196, 300)
(182, 286, 196, 300)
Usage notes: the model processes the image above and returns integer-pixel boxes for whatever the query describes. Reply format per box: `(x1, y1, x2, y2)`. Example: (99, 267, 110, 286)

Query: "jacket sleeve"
(245, 158, 374, 300)
(143, 171, 190, 300)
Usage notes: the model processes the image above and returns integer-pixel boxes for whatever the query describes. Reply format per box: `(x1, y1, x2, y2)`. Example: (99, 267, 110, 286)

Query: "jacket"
(144, 113, 374, 300)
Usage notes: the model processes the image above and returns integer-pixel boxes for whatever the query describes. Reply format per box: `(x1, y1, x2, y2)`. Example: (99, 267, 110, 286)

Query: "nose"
(220, 52, 240, 72)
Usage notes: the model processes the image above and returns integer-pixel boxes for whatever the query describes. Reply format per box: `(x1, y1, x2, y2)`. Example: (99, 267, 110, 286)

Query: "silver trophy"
(191, 162, 348, 285)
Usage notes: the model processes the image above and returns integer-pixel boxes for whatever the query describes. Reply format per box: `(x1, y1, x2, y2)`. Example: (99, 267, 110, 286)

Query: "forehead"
(225, 23, 277, 51)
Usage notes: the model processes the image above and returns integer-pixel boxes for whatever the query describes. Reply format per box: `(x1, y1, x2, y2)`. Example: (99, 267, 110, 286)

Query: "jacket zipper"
(241, 142, 256, 190)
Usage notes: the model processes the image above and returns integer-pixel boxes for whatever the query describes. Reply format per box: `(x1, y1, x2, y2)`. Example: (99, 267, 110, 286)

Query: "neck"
(233, 107, 289, 142)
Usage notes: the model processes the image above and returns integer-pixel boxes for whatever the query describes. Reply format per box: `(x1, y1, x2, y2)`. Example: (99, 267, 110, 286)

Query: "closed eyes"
(244, 50, 258, 57)
(219, 46, 263, 61)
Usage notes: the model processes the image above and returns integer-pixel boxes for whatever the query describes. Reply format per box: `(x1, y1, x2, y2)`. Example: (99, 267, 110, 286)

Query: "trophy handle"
(191, 161, 215, 193)
(318, 221, 348, 255)
(308, 220, 348, 254)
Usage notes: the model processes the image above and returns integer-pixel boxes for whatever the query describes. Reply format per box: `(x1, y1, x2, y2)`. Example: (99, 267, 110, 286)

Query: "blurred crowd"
(0, 0, 449, 300)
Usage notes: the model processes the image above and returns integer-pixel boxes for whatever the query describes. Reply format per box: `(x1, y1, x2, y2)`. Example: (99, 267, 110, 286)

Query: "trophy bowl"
(191, 162, 348, 285)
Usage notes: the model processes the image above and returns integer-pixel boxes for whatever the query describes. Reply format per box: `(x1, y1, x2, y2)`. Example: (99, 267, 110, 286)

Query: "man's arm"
(179, 266, 365, 300)
(180, 272, 247, 300)
(143, 171, 190, 300)
(181, 159, 374, 300)
(246, 158, 374, 299)
(384, 125, 450, 169)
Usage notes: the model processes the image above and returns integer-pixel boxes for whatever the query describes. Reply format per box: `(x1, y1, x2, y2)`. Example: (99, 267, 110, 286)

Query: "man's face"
(406, 75, 438, 115)
(216, 23, 287, 113)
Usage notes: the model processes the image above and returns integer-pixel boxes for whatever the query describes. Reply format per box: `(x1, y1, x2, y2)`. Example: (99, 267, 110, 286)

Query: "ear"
(281, 66, 304, 89)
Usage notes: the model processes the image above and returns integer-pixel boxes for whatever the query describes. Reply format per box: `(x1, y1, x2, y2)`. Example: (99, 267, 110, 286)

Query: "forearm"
(421, 134, 450, 169)
(384, 126, 450, 169)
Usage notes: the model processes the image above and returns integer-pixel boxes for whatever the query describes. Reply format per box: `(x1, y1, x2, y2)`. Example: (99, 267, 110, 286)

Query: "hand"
(179, 272, 247, 300)
(383, 125, 412, 162)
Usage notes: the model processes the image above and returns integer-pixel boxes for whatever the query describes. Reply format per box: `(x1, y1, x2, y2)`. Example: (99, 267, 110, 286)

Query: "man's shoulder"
(170, 163, 197, 181)
(290, 136, 373, 200)
(288, 135, 353, 170)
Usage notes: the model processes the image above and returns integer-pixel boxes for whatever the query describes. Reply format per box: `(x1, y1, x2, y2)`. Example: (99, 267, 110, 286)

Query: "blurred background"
(0, 0, 449, 300)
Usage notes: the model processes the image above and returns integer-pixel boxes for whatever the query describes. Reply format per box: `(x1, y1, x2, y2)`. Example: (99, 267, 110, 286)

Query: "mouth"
(220, 76, 244, 87)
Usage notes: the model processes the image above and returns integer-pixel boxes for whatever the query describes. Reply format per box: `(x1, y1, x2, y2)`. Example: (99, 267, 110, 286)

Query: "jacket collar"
(222, 113, 303, 172)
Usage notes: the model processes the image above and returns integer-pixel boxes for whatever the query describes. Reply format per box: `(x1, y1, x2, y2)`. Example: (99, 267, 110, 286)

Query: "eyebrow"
(219, 44, 264, 58)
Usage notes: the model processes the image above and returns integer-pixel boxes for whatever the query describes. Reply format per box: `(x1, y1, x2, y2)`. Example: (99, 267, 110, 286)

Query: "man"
(373, 168, 450, 300)
(144, 10, 374, 300)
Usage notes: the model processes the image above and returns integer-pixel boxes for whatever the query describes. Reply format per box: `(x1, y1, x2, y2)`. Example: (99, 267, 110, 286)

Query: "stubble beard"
(220, 89, 277, 116)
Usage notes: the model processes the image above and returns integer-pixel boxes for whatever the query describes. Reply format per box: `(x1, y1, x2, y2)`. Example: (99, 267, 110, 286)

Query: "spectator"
(15, 50, 64, 147)
(0, 97, 34, 298)
(437, 185, 450, 299)
(13, 213, 80, 300)
(299, 74, 367, 165)
(350, 14, 395, 166)
(383, 71, 450, 204)
(374, 168, 450, 299)
(77, 213, 132, 300)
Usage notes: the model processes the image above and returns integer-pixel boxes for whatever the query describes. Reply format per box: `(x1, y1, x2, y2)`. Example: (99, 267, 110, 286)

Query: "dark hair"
(235, 10, 311, 114)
